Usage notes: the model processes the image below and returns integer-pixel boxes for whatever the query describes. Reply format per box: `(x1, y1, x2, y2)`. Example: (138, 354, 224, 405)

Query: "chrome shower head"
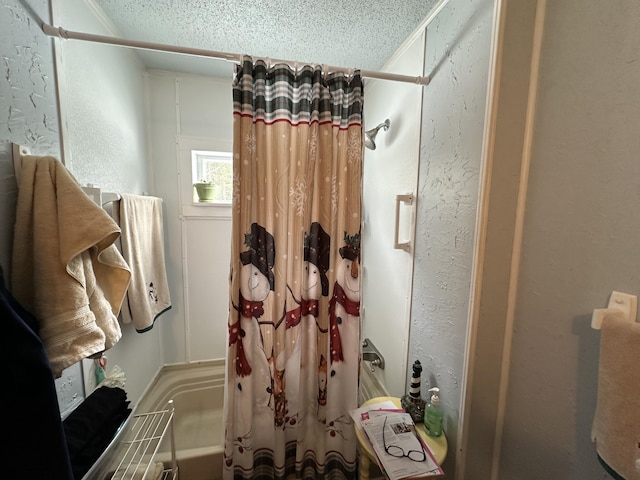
(364, 119, 390, 150)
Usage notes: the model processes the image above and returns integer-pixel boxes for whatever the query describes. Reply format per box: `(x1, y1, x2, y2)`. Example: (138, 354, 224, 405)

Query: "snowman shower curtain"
(223, 57, 363, 480)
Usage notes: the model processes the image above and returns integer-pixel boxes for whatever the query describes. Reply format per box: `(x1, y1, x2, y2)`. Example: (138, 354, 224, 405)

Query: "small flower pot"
(194, 183, 215, 203)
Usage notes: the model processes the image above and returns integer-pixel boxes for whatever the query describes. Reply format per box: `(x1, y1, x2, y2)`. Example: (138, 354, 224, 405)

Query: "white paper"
(349, 400, 397, 431)
(361, 411, 443, 480)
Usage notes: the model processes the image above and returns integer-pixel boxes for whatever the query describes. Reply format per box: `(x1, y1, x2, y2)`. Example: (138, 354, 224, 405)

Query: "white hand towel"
(11, 156, 131, 377)
(118, 194, 171, 332)
(591, 315, 640, 480)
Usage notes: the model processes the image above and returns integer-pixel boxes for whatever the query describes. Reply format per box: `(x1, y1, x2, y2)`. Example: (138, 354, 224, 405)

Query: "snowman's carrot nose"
(351, 259, 359, 278)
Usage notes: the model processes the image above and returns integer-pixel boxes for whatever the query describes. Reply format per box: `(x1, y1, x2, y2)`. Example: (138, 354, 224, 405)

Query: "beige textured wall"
(500, 1, 640, 478)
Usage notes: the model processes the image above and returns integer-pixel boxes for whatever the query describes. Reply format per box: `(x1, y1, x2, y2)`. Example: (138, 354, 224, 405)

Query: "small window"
(192, 150, 232, 204)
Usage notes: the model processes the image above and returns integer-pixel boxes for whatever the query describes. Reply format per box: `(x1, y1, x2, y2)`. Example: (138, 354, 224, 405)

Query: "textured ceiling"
(94, 0, 440, 77)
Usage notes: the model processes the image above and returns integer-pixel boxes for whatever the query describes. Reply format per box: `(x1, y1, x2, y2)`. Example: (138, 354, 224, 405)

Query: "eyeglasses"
(382, 416, 426, 462)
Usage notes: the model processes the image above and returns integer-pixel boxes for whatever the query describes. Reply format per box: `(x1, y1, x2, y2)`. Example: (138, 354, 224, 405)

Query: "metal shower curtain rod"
(41, 23, 431, 86)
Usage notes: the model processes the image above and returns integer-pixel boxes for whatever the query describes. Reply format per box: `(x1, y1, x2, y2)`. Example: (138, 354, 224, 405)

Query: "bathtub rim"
(81, 359, 226, 480)
(133, 358, 226, 414)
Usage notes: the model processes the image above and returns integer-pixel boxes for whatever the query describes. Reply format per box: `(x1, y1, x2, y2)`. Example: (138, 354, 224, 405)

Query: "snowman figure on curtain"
(284, 222, 330, 427)
(228, 222, 278, 451)
(238, 223, 275, 322)
(229, 222, 275, 380)
(323, 231, 361, 433)
(328, 231, 361, 367)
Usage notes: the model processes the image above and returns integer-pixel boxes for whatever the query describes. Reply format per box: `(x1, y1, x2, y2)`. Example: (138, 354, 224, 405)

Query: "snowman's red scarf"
(228, 292, 267, 377)
(328, 282, 360, 363)
(228, 312, 252, 377)
(239, 292, 265, 319)
(286, 298, 320, 328)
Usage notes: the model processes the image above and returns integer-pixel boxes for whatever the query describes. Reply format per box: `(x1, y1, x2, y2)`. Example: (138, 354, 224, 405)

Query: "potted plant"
(194, 180, 215, 203)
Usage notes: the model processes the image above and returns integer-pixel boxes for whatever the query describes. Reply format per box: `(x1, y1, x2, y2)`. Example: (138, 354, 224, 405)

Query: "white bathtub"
(134, 359, 226, 480)
(85, 357, 387, 480)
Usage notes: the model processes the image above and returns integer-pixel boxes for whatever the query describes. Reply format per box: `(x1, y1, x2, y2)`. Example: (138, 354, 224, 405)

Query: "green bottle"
(424, 387, 443, 437)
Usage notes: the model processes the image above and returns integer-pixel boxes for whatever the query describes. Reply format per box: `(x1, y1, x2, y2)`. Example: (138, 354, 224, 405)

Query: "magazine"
(360, 410, 444, 480)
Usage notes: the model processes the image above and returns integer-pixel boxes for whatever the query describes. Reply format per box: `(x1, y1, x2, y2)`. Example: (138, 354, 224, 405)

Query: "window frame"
(191, 149, 233, 205)
(178, 135, 232, 218)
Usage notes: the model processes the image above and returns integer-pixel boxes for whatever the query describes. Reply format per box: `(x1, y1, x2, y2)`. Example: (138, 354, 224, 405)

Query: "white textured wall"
(408, 0, 494, 476)
(52, 0, 162, 406)
(56, 0, 149, 194)
(0, 0, 91, 416)
(499, 1, 640, 478)
(1, 0, 61, 282)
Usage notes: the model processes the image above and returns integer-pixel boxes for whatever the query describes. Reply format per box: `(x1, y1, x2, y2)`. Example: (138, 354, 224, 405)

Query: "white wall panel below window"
(184, 217, 232, 361)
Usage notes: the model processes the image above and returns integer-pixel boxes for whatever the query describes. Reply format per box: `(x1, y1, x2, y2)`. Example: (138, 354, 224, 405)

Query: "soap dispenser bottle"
(424, 387, 444, 437)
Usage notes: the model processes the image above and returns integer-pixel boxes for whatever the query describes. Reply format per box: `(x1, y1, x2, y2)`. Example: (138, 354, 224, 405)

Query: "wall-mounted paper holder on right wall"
(591, 291, 638, 329)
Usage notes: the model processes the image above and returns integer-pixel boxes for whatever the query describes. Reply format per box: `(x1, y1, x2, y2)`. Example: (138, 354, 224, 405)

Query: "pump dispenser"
(424, 387, 443, 437)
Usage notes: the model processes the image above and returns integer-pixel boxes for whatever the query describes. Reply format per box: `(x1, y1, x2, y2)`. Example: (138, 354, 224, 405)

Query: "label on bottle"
(425, 408, 443, 437)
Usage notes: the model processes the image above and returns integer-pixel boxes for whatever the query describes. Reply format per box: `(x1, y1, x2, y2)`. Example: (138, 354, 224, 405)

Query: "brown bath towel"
(591, 315, 640, 480)
(11, 156, 131, 377)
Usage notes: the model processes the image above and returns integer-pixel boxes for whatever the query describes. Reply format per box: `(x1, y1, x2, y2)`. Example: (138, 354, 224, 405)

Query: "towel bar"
(102, 192, 122, 206)
(12, 143, 31, 184)
(81, 184, 121, 207)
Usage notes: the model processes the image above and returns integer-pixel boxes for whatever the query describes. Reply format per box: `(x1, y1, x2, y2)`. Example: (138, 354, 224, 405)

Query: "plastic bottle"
(424, 387, 444, 437)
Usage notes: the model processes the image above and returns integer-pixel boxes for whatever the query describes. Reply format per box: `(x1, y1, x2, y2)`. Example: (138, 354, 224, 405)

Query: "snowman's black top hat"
(240, 222, 276, 291)
(304, 222, 330, 296)
(339, 231, 360, 262)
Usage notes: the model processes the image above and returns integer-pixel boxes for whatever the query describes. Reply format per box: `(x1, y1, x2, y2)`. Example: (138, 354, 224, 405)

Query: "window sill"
(182, 202, 232, 219)
(192, 201, 231, 207)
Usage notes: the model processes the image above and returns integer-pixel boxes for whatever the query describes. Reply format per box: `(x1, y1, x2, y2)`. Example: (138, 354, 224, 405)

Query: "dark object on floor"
(63, 385, 131, 480)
